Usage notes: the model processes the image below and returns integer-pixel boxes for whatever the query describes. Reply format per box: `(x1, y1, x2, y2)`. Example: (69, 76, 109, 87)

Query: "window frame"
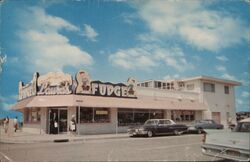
(203, 82, 215, 92)
(224, 85, 229, 94)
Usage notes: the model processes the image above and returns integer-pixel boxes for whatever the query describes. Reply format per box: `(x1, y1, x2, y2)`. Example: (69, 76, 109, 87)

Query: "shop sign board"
(37, 72, 73, 95)
(76, 70, 137, 98)
(18, 72, 38, 100)
(18, 70, 136, 100)
(91, 81, 130, 98)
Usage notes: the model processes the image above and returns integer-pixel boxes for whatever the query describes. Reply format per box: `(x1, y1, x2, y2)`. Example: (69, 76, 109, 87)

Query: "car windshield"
(144, 120, 158, 125)
(234, 122, 250, 132)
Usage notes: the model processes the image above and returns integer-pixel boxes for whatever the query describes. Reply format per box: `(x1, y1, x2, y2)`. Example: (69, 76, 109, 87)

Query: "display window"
(171, 110, 195, 122)
(79, 107, 110, 123)
(118, 108, 164, 126)
(24, 108, 41, 123)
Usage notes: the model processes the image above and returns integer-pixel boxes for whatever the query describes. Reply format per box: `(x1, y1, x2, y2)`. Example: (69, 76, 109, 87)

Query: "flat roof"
(138, 76, 241, 86)
(181, 76, 241, 86)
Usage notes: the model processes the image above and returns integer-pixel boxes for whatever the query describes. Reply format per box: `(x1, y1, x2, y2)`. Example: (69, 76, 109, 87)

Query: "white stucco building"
(137, 76, 241, 127)
(12, 70, 240, 135)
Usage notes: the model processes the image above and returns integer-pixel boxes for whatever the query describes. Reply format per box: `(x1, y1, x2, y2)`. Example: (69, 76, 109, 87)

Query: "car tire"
(197, 129, 202, 134)
(147, 131, 153, 137)
(174, 130, 181, 135)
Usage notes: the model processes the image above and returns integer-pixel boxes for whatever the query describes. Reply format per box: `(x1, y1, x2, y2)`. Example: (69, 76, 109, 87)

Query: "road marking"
(137, 142, 201, 151)
(0, 151, 13, 162)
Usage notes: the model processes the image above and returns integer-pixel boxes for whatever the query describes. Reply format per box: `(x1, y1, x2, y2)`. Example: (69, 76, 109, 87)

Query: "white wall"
(200, 82, 236, 127)
(137, 87, 199, 100)
(22, 107, 47, 134)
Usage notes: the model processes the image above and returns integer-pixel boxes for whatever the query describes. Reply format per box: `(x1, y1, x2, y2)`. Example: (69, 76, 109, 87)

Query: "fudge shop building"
(12, 70, 230, 135)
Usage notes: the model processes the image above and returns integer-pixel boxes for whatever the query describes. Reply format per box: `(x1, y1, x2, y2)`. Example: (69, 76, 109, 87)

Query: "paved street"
(0, 134, 224, 161)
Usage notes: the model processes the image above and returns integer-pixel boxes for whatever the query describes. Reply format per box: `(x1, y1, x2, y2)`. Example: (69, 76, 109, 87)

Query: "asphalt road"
(0, 134, 225, 161)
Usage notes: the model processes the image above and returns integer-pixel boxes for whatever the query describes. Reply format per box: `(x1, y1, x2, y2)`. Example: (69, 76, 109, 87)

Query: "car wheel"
(174, 130, 181, 135)
(197, 129, 202, 134)
(147, 131, 153, 137)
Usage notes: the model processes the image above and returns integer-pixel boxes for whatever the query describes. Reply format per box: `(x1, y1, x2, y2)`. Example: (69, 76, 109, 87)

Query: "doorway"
(49, 108, 68, 134)
(212, 112, 221, 124)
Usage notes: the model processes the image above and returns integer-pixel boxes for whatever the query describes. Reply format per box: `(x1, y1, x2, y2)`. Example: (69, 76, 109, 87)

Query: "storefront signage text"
(91, 81, 129, 97)
(37, 72, 73, 96)
(18, 72, 38, 100)
(37, 82, 72, 95)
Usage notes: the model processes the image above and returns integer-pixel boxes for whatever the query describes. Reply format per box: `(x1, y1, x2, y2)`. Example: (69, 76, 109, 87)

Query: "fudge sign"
(76, 70, 137, 98)
(91, 81, 130, 97)
(18, 70, 136, 100)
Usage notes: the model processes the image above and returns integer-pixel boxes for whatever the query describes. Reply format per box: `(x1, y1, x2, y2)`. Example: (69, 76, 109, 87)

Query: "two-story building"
(137, 76, 241, 127)
(12, 70, 240, 135)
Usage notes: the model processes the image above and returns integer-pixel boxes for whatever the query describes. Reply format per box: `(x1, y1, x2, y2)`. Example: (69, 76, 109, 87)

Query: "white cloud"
(80, 24, 98, 41)
(109, 47, 157, 70)
(109, 45, 194, 72)
(221, 73, 238, 81)
(216, 55, 228, 62)
(163, 74, 180, 80)
(17, 7, 93, 73)
(241, 91, 250, 98)
(0, 95, 17, 110)
(216, 65, 226, 72)
(0, 54, 7, 74)
(133, 1, 249, 51)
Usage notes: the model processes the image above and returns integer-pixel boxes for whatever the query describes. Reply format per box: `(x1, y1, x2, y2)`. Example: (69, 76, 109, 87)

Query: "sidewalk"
(0, 128, 128, 144)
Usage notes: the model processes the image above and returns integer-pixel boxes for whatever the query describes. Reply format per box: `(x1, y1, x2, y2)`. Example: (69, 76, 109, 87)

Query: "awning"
(12, 95, 74, 109)
(12, 95, 207, 111)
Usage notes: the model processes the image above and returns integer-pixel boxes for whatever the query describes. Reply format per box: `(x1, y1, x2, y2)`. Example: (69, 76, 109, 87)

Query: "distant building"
(137, 76, 241, 127)
(12, 71, 240, 135)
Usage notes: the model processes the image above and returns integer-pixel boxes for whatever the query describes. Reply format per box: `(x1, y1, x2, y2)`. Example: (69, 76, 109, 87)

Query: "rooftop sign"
(18, 70, 137, 100)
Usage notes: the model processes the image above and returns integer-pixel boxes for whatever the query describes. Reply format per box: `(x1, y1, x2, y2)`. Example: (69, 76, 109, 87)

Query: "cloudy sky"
(0, 0, 249, 118)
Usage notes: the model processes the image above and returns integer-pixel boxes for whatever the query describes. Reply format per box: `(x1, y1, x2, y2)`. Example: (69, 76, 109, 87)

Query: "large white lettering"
(99, 84, 106, 96)
(37, 82, 71, 95)
(121, 86, 128, 96)
(90, 82, 133, 98)
(107, 85, 114, 96)
(91, 83, 98, 95)
(114, 86, 121, 96)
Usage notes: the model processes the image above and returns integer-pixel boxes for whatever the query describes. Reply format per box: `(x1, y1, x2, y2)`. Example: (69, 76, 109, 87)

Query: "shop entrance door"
(49, 108, 68, 134)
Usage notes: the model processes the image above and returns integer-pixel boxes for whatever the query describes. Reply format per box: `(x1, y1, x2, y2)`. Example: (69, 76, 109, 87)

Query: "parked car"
(201, 118, 250, 161)
(127, 119, 188, 137)
(187, 119, 224, 134)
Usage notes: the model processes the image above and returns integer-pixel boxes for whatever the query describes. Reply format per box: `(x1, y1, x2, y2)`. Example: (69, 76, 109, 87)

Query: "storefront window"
(149, 110, 164, 119)
(118, 109, 134, 126)
(134, 109, 149, 124)
(118, 109, 164, 126)
(94, 108, 110, 123)
(79, 107, 110, 123)
(24, 108, 41, 123)
(80, 107, 93, 123)
(171, 110, 195, 122)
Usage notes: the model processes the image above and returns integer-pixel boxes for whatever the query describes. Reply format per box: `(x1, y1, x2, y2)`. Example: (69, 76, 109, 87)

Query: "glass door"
(49, 109, 59, 134)
(59, 109, 67, 133)
(49, 108, 68, 134)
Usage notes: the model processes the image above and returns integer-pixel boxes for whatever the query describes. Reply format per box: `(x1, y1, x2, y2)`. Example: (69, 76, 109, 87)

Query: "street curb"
(0, 134, 128, 144)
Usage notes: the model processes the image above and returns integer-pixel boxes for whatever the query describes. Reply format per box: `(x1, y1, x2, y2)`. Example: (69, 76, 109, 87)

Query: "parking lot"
(0, 134, 224, 161)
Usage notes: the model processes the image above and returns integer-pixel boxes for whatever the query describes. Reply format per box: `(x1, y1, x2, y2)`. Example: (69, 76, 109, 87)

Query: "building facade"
(12, 70, 240, 135)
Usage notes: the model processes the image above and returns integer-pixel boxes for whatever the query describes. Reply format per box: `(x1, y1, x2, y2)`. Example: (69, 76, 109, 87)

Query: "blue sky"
(0, 0, 249, 120)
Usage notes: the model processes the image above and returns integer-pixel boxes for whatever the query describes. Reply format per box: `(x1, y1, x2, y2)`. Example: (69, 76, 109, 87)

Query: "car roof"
(239, 118, 250, 123)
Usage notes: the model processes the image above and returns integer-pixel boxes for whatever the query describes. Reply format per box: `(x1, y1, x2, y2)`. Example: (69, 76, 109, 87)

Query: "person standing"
(3, 117, 9, 133)
(13, 117, 18, 132)
(70, 115, 76, 134)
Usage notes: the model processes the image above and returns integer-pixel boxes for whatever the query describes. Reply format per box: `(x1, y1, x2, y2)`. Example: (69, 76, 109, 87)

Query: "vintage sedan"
(128, 119, 188, 137)
(201, 118, 250, 161)
(188, 119, 224, 134)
